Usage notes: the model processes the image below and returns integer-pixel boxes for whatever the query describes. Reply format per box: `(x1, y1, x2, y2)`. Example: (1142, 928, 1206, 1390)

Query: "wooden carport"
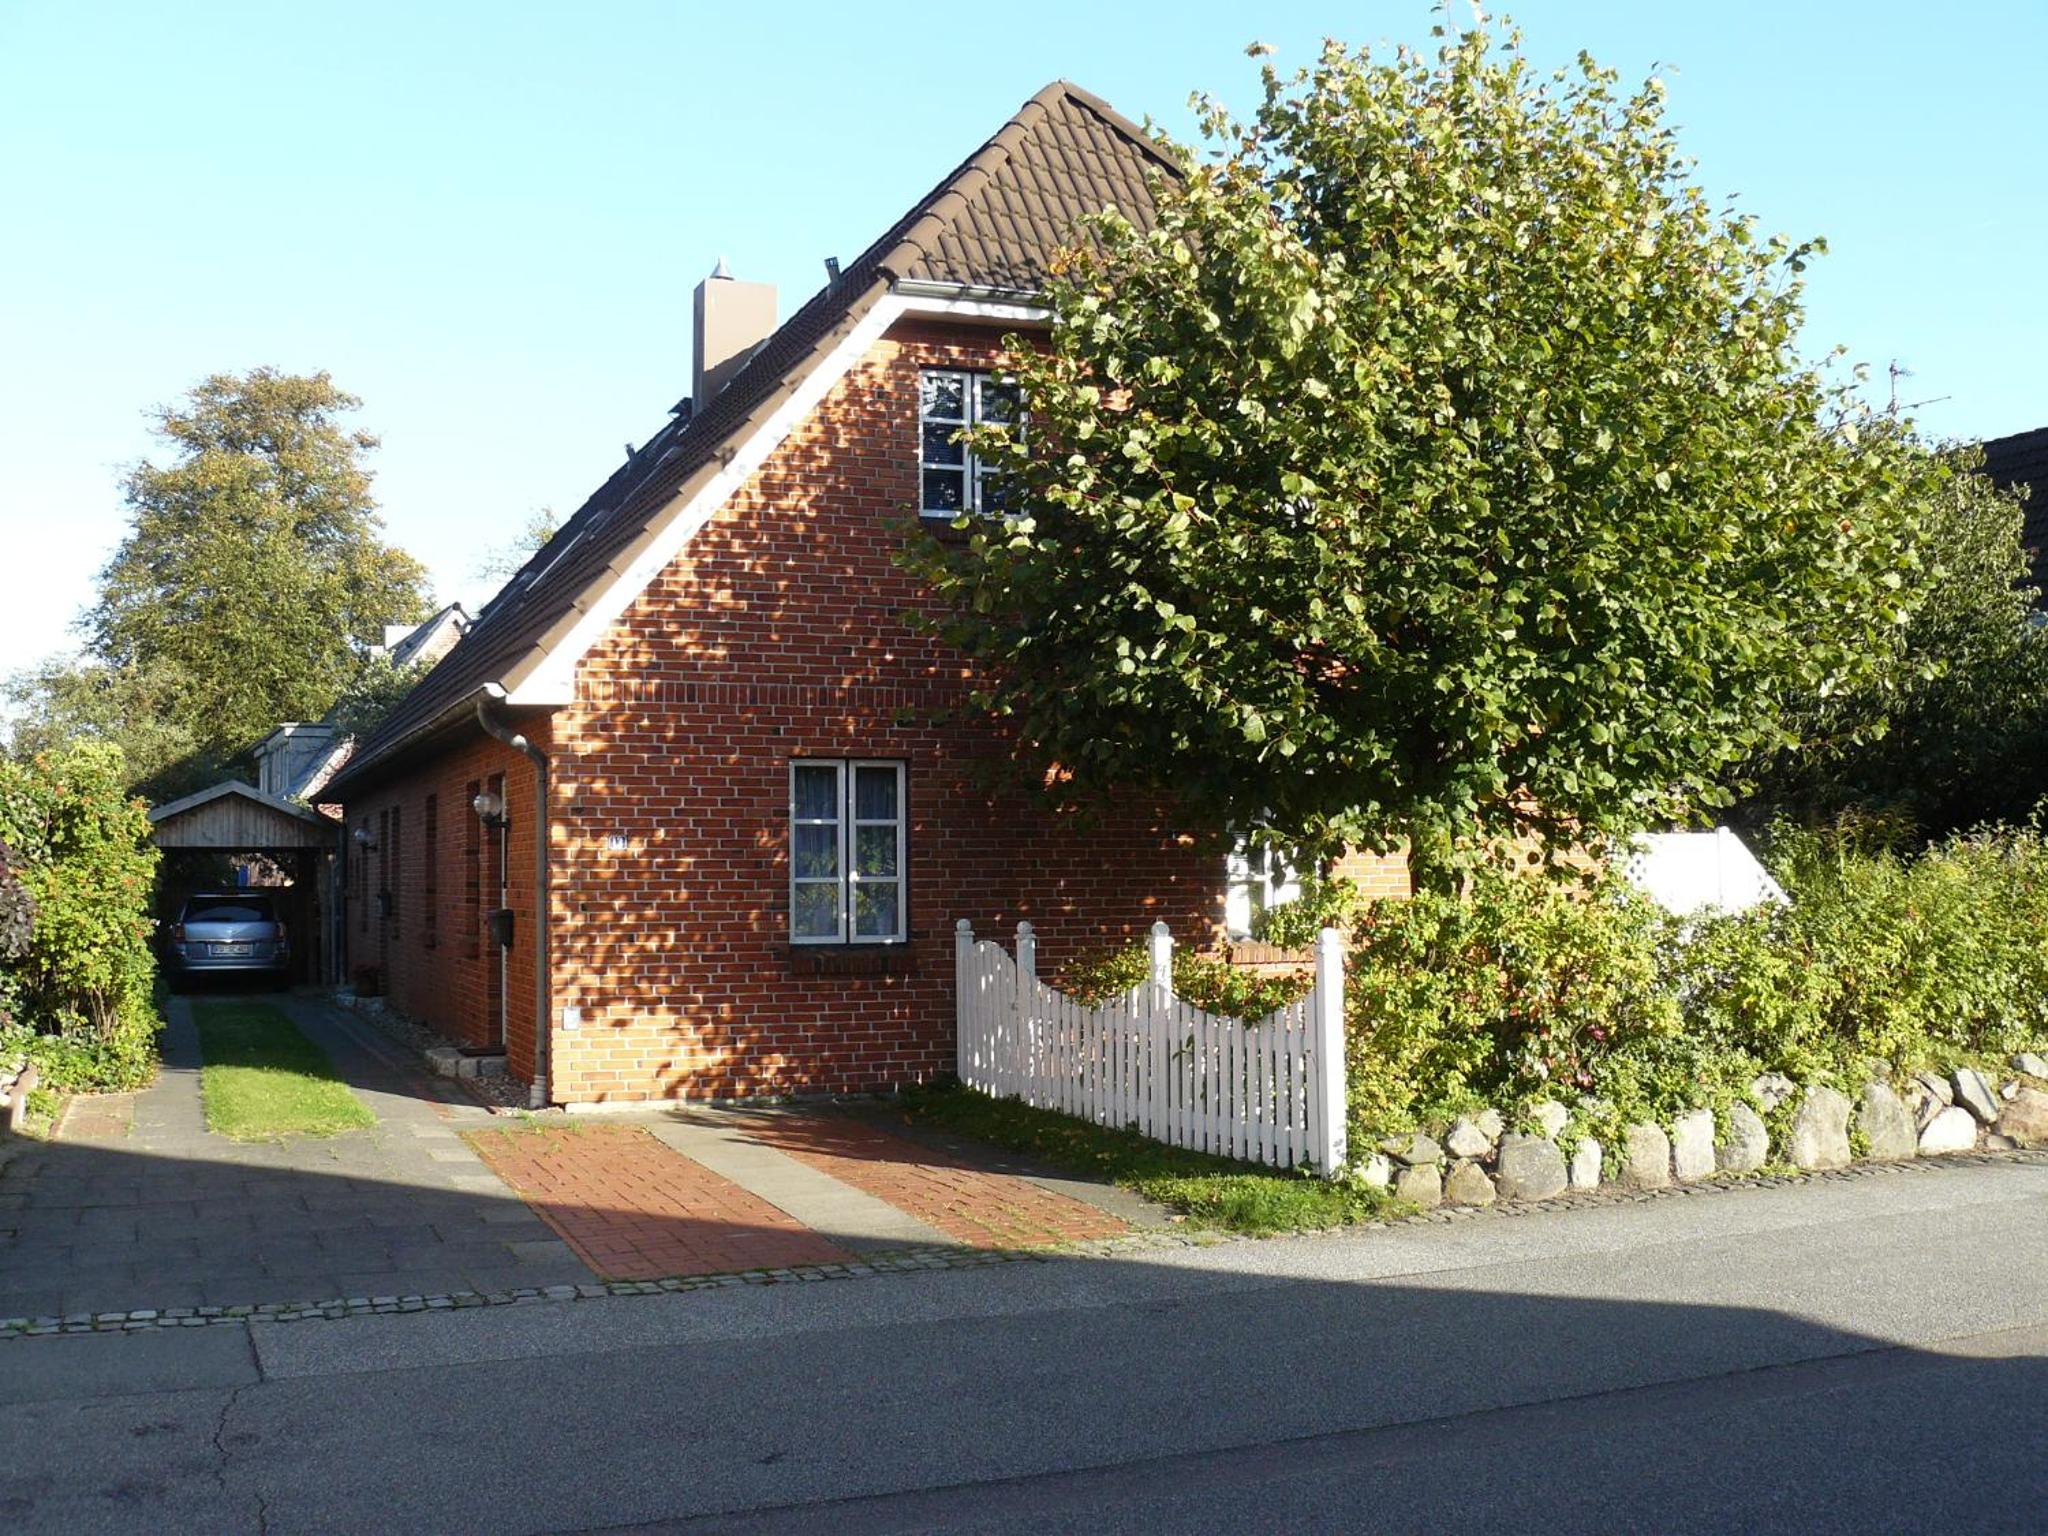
(147, 782, 342, 985)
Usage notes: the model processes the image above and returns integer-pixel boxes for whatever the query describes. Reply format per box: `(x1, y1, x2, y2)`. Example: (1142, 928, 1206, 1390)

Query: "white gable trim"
(502, 291, 1048, 706)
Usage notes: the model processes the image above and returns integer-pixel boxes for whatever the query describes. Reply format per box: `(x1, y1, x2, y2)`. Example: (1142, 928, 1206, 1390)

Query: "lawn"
(895, 1083, 1402, 1237)
(192, 1000, 375, 1141)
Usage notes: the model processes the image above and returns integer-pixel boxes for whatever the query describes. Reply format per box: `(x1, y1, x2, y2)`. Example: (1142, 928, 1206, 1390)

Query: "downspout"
(477, 694, 553, 1110)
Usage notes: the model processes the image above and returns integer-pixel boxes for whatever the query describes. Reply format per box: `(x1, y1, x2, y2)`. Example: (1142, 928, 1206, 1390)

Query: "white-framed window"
(789, 759, 907, 944)
(1224, 838, 1303, 940)
(919, 368, 1023, 518)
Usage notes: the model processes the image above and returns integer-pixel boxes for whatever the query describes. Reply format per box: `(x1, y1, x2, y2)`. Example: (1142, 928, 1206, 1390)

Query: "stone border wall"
(1360, 1053, 2048, 1207)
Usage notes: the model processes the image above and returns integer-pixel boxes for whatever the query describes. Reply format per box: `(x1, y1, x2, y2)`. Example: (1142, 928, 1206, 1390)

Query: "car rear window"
(183, 896, 276, 923)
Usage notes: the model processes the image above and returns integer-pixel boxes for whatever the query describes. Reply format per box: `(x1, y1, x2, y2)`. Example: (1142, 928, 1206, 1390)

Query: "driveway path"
(0, 995, 589, 1320)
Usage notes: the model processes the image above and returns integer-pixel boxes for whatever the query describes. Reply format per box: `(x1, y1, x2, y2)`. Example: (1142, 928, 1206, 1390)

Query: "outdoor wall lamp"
(351, 825, 376, 849)
(472, 790, 509, 829)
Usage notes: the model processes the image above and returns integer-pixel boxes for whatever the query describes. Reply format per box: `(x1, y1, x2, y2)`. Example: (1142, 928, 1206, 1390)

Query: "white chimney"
(692, 259, 776, 411)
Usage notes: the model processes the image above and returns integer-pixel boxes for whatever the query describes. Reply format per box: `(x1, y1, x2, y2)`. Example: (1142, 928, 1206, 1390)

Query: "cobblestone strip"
(4, 1146, 2044, 1342)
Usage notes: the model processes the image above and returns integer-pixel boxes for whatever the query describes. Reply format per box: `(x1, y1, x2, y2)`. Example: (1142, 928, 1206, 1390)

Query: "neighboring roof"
(328, 81, 1170, 798)
(1978, 427, 2048, 585)
(386, 602, 470, 669)
(148, 780, 334, 831)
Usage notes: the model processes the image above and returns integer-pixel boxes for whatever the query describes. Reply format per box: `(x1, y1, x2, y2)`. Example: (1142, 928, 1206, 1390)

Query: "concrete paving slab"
(646, 1113, 952, 1254)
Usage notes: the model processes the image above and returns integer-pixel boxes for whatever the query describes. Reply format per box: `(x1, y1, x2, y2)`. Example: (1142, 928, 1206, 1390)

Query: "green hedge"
(1341, 825, 2048, 1148)
(0, 742, 162, 1092)
(1057, 823, 2048, 1158)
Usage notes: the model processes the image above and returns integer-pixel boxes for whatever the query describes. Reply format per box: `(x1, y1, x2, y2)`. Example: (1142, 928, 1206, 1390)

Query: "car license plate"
(214, 943, 253, 957)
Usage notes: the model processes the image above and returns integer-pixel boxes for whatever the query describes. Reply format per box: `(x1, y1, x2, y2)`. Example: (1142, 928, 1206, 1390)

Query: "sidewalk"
(0, 996, 589, 1320)
(0, 997, 1148, 1325)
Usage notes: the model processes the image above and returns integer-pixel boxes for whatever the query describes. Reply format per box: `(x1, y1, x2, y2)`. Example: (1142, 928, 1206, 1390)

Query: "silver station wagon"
(166, 891, 291, 984)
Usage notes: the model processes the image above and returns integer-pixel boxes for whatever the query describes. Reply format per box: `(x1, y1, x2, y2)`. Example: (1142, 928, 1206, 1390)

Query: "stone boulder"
(1855, 1082, 1918, 1162)
(1951, 1068, 2001, 1125)
(1617, 1123, 1673, 1190)
(1994, 1085, 2048, 1148)
(1716, 1103, 1770, 1173)
(1568, 1137, 1603, 1191)
(1670, 1109, 1717, 1182)
(2011, 1052, 2048, 1081)
(1393, 1162, 1443, 1207)
(1495, 1133, 1568, 1202)
(1474, 1107, 1506, 1141)
(1444, 1117, 1494, 1161)
(1444, 1160, 1497, 1206)
(1356, 1153, 1393, 1189)
(1527, 1100, 1570, 1140)
(1917, 1105, 1979, 1155)
(1750, 1073, 1797, 1112)
(1380, 1132, 1443, 1167)
(1914, 1070, 1954, 1107)
(1786, 1086, 1852, 1171)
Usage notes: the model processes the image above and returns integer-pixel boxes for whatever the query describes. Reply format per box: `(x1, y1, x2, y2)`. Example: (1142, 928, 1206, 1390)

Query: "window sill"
(779, 942, 919, 977)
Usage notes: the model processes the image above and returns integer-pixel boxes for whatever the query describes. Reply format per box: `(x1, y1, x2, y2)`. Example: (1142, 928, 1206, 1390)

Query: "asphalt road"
(5, 1156, 2046, 1534)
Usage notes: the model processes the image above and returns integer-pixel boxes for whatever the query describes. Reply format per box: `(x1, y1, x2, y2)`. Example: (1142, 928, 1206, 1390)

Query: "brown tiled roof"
(1978, 426, 2048, 605)
(329, 81, 1171, 795)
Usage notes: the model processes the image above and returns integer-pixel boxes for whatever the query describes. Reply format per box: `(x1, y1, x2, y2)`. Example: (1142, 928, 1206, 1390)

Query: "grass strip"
(193, 1000, 376, 1141)
(896, 1083, 1401, 1236)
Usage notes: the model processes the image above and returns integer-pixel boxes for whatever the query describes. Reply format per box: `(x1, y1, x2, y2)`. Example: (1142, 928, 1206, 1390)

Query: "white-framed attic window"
(919, 368, 1023, 518)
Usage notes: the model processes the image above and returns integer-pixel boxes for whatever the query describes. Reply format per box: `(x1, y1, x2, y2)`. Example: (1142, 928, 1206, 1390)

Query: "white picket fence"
(953, 918, 1348, 1176)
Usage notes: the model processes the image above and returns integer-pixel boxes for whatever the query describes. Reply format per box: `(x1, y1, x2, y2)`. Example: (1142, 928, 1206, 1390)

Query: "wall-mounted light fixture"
(352, 825, 376, 849)
(472, 790, 508, 829)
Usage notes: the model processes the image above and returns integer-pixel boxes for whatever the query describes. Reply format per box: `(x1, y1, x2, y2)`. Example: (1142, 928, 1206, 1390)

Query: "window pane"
(792, 764, 839, 821)
(854, 823, 897, 878)
(793, 823, 839, 880)
(922, 468, 965, 515)
(920, 371, 965, 421)
(976, 464, 1019, 515)
(976, 376, 1023, 426)
(853, 881, 900, 939)
(793, 882, 840, 939)
(854, 765, 899, 821)
(921, 421, 965, 466)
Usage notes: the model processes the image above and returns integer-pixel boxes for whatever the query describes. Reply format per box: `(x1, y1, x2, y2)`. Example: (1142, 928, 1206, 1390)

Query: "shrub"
(1059, 941, 1311, 1019)
(0, 742, 162, 1091)
(1342, 864, 1696, 1137)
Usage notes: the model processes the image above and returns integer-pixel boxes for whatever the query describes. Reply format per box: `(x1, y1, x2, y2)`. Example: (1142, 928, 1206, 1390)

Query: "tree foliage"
(12, 369, 433, 793)
(910, 27, 1937, 888)
(1738, 448, 2048, 836)
(0, 742, 161, 1089)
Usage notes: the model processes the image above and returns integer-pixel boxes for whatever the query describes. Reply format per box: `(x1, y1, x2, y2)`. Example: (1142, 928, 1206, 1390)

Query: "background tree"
(1737, 448, 2048, 836)
(473, 506, 560, 583)
(912, 27, 1936, 889)
(13, 368, 433, 796)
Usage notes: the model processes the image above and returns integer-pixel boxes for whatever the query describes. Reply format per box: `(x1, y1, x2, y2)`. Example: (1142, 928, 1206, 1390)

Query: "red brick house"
(329, 82, 1405, 1108)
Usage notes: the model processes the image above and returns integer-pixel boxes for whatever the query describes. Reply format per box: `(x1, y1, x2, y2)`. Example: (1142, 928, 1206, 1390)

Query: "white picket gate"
(953, 919, 1348, 1176)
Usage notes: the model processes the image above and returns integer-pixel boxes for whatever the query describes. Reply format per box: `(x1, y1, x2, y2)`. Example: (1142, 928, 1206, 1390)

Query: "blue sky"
(2, 1, 2043, 683)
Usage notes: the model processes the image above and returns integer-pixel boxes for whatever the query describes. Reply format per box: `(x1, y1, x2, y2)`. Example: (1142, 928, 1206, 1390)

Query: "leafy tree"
(473, 507, 561, 583)
(910, 28, 1937, 890)
(0, 742, 161, 1089)
(4, 654, 216, 800)
(1738, 447, 2048, 835)
(44, 368, 432, 784)
(327, 648, 428, 745)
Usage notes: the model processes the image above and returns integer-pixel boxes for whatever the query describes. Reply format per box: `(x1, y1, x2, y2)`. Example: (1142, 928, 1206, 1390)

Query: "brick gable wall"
(346, 316, 1406, 1104)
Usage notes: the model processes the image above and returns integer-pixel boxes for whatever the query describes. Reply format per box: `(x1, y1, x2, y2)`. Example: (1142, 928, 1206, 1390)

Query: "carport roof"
(148, 780, 337, 849)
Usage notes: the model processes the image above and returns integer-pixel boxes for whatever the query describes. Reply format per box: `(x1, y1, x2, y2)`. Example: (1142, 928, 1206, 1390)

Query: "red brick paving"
(465, 1124, 855, 1280)
(731, 1114, 1128, 1249)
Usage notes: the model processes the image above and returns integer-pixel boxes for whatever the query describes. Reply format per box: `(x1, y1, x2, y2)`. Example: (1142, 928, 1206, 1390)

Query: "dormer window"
(919, 369, 1023, 518)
